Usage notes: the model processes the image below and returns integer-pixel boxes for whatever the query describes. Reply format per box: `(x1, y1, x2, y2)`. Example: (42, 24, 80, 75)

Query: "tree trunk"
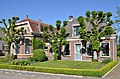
(57, 46, 61, 60)
(93, 51, 97, 59)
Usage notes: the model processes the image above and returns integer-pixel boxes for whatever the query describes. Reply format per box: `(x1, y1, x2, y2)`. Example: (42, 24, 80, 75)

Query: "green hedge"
(98, 60, 118, 77)
(0, 60, 118, 77)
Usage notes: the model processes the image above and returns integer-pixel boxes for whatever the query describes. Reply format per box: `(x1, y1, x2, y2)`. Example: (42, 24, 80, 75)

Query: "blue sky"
(0, 0, 120, 26)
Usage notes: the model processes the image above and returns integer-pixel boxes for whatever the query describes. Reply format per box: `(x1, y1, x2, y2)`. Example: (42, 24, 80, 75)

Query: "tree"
(77, 11, 114, 59)
(0, 17, 24, 57)
(32, 38, 45, 51)
(113, 6, 120, 33)
(113, 6, 120, 47)
(42, 20, 68, 60)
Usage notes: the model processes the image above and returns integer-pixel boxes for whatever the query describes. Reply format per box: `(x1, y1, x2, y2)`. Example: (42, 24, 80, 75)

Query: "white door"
(75, 44, 82, 61)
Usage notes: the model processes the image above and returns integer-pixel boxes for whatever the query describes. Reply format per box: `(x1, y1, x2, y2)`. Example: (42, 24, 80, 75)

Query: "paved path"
(0, 69, 100, 79)
(102, 62, 120, 79)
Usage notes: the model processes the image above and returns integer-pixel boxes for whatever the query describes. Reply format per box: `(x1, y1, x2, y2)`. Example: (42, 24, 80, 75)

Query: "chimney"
(69, 16, 73, 21)
(26, 15, 29, 19)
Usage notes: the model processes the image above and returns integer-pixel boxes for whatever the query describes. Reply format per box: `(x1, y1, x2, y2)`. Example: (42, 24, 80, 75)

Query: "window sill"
(24, 54, 31, 55)
(101, 56, 110, 58)
(63, 55, 71, 57)
(86, 54, 92, 57)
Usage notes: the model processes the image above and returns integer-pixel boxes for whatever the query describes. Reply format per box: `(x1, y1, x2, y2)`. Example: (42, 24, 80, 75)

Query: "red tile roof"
(17, 18, 56, 33)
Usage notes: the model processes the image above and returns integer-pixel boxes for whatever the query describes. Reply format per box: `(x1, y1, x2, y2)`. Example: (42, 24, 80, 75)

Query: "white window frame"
(72, 24, 80, 36)
(100, 42, 110, 57)
(25, 39, 31, 54)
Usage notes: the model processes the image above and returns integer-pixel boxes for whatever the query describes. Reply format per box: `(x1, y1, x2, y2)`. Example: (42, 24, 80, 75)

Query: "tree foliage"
(42, 21, 68, 60)
(32, 38, 45, 51)
(77, 11, 114, 59)
(0, 17, 24, 56)
(113, 6, 120, 33)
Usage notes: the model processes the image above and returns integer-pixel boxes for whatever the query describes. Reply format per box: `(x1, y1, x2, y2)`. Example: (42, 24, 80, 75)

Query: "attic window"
(74, 26, 80, 36)
(2, 44, 7, 51)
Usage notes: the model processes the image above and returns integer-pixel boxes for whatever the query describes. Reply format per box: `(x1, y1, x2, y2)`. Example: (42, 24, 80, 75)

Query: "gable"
(16, 22, 32, 34)
(16, 18, 56, 34)
(66, 18, 112, 37)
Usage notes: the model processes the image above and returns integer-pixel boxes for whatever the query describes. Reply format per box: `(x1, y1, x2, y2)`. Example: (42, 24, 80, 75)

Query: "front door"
(75, 44, 82, 61)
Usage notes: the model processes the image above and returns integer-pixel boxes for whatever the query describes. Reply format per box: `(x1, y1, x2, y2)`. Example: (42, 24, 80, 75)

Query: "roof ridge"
(18, 18, 50, 26)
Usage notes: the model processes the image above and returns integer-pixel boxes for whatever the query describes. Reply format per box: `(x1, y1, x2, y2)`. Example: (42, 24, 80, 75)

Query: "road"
(0, 69, 99, 79)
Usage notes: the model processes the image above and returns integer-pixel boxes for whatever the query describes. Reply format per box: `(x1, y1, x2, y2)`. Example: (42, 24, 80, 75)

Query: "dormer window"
(73, 26, 80, 36)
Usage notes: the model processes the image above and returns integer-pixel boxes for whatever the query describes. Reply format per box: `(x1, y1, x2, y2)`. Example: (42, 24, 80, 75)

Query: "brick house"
(0, 29, 6, 56)
(61, 16, 117, 62)
(10, 16, 117, 61)
(11, 17, 54, 59)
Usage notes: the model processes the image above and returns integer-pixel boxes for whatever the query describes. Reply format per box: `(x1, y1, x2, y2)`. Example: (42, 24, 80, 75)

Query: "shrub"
(28, 57, 36, 63)
(12, 60, 30, 66)
(0, 57, 14, 63)
(0, 58, 6, 63)
(92, 59, 98, 62)
(102, 58, 113, 64)
(31, 49, 48, 62)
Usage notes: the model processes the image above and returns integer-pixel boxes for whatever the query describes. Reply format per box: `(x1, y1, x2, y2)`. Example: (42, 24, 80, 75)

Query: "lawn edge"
(0, 60, 118, 77)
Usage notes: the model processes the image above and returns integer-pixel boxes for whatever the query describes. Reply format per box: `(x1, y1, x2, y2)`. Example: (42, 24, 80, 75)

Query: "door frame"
(74, 43, 82, 61)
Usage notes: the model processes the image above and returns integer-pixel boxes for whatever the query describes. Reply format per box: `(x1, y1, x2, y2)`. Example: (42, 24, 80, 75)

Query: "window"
(74, 26, 80, 36)
(64, 44, 70, 55)
(17, 41, 20, 54)
(101, 42, 109, 56)
(86, 43, 93, 56)
(25, 39, 30, 54)
(2, 44, 7, 51)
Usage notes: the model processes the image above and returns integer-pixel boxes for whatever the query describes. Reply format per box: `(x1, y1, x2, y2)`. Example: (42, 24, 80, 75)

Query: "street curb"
(101, 61, 120, 78)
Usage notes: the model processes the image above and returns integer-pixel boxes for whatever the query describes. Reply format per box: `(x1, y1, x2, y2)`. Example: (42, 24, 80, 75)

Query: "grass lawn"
(30, 60, 102, 69)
